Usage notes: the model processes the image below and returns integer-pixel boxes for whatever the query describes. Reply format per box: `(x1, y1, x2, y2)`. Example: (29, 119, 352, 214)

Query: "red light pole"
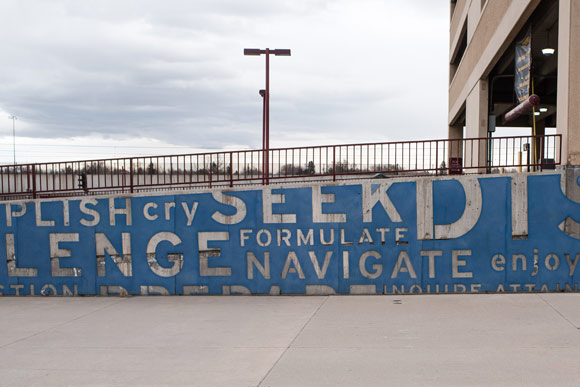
(244, 48, 291, 185)
(259, 89, 266, 184)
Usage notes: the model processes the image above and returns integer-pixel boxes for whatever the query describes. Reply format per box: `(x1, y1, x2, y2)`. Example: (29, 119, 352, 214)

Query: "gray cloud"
(0, 0, 449, 158)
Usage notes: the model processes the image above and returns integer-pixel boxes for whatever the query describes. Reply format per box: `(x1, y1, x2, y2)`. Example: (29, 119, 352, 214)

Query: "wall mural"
(1, 172, 579, 296)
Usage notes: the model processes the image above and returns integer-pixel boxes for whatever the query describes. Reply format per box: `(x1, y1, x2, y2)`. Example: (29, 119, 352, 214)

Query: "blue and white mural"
(1, 172, 579, 295)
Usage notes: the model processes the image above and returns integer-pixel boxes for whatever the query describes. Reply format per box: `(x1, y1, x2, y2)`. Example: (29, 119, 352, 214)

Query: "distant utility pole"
(8, 115, 17, 165)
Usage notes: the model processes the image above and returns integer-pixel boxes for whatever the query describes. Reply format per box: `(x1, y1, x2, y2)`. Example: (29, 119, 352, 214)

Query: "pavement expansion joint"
(257, 296, 329, 387)
(537, 294, 579, 330)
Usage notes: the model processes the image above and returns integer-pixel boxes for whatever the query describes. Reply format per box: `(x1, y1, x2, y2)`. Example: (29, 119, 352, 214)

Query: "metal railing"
(0, 134, 561, 200)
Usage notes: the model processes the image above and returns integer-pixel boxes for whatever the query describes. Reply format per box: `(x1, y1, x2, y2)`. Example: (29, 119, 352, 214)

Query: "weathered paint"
(1, 171, 580, 296)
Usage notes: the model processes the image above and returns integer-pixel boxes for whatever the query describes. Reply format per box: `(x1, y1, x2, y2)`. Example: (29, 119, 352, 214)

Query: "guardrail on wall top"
(0, 134, 561, 200)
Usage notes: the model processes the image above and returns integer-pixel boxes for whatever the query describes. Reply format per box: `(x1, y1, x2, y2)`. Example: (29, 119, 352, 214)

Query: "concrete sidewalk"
(0, 294, 579, 386)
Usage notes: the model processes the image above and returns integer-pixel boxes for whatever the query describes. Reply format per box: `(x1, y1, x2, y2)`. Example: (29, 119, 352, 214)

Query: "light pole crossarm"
(244, 48, 291, 56)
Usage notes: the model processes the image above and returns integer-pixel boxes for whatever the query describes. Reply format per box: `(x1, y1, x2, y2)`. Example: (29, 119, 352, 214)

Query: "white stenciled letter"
(452, 250, 473, 278)
(247, 252, 270, 279)
(95, 233, 132, 276)
(212, 192, 246, 224)
(359, 251, 382, 279)
(143, 202, 158, 221)
(198, 232, 231, 276)
(417, 177, 482, 240)
(35, 201, 55, 227)
(361, 182, 402, 223)
(181, 202, 199, 226)
(421, 250, 442, 278)
(109, 198, 132, 226)
(5, 234, 37, 277)
(5, 202, 27, 227)
(281, 251, 305, 279)
(308, 251, 333, 279)
(391, 251, 417, 279)
(263, 188, 296, 223)
(312, 186, 346, 223)
(50, 233, 82, 277)
(416, 179, 434, 239)
(80, 199, 100, 226)
(146, 232, 183, 277)
(511, 174, 528, 238)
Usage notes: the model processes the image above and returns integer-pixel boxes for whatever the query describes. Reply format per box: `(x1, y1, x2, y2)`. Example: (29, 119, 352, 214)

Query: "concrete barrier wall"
(1, 171, 580, 296)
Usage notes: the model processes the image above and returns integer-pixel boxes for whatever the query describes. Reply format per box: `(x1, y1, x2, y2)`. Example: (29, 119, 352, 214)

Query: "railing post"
(332, 146, 336, 182)
(435, 141, 439, 176)
(540, 135, 544, 172)
(486, 136, 491, 174)
(26, 165, 31, 196)
(31, 164, 37, 199)
(129, 158, 134, 193)
(209, 155, 213, 189)
(265, 148, 270, 185)
(559, 134, 563, 165)
(261, 149, 265, 185)
(229, 152, 234, 187)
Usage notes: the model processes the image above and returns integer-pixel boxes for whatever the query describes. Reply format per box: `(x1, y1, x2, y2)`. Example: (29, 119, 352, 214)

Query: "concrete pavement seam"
(0, 297, 129, 350)
(537, 294, 580, 330)
(256, 295, 330, 387)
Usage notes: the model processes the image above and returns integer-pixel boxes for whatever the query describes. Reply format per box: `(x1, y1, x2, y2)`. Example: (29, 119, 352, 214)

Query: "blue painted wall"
(1, 172, 579, 295)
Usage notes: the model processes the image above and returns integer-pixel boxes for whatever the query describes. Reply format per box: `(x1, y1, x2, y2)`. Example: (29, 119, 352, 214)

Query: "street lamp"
(244, 48, 291, 184)
(8, 115, 17, 165)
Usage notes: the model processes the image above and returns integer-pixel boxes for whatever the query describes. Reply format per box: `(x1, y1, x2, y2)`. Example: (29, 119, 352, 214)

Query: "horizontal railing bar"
(0, 134, 562, 200)
(0, 134, 556, 168)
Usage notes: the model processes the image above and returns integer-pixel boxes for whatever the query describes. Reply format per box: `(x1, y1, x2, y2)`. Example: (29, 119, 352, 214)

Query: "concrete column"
(448, 124, 464, 173)
(465, 79, 488, 172)
(448, 124, 463, 156)
(533, 119, 546, 170)
(557, 0, 580, 165)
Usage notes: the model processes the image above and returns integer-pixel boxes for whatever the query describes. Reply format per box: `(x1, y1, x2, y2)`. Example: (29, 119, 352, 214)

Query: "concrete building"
(448, 0, 580, 167)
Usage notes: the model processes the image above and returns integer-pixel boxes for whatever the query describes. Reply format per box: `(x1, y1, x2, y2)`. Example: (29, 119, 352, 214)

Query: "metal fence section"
(0, 134, 561, 200)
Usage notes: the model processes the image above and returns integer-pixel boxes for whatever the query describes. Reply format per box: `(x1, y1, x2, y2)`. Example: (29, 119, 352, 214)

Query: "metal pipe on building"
(504, 94, 540, 123)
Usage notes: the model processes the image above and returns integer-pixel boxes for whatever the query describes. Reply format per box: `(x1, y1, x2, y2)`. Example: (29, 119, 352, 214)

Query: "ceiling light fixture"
(542, 47, 555, 55)
(542, 28, 555, 56)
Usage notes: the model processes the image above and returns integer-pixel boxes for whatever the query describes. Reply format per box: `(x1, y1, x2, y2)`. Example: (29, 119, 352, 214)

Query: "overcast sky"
(0, 0, 449, 163)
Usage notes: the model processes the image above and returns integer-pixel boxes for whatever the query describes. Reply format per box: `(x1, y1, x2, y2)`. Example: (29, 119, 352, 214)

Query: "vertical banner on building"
(515, 27, 532, 103)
